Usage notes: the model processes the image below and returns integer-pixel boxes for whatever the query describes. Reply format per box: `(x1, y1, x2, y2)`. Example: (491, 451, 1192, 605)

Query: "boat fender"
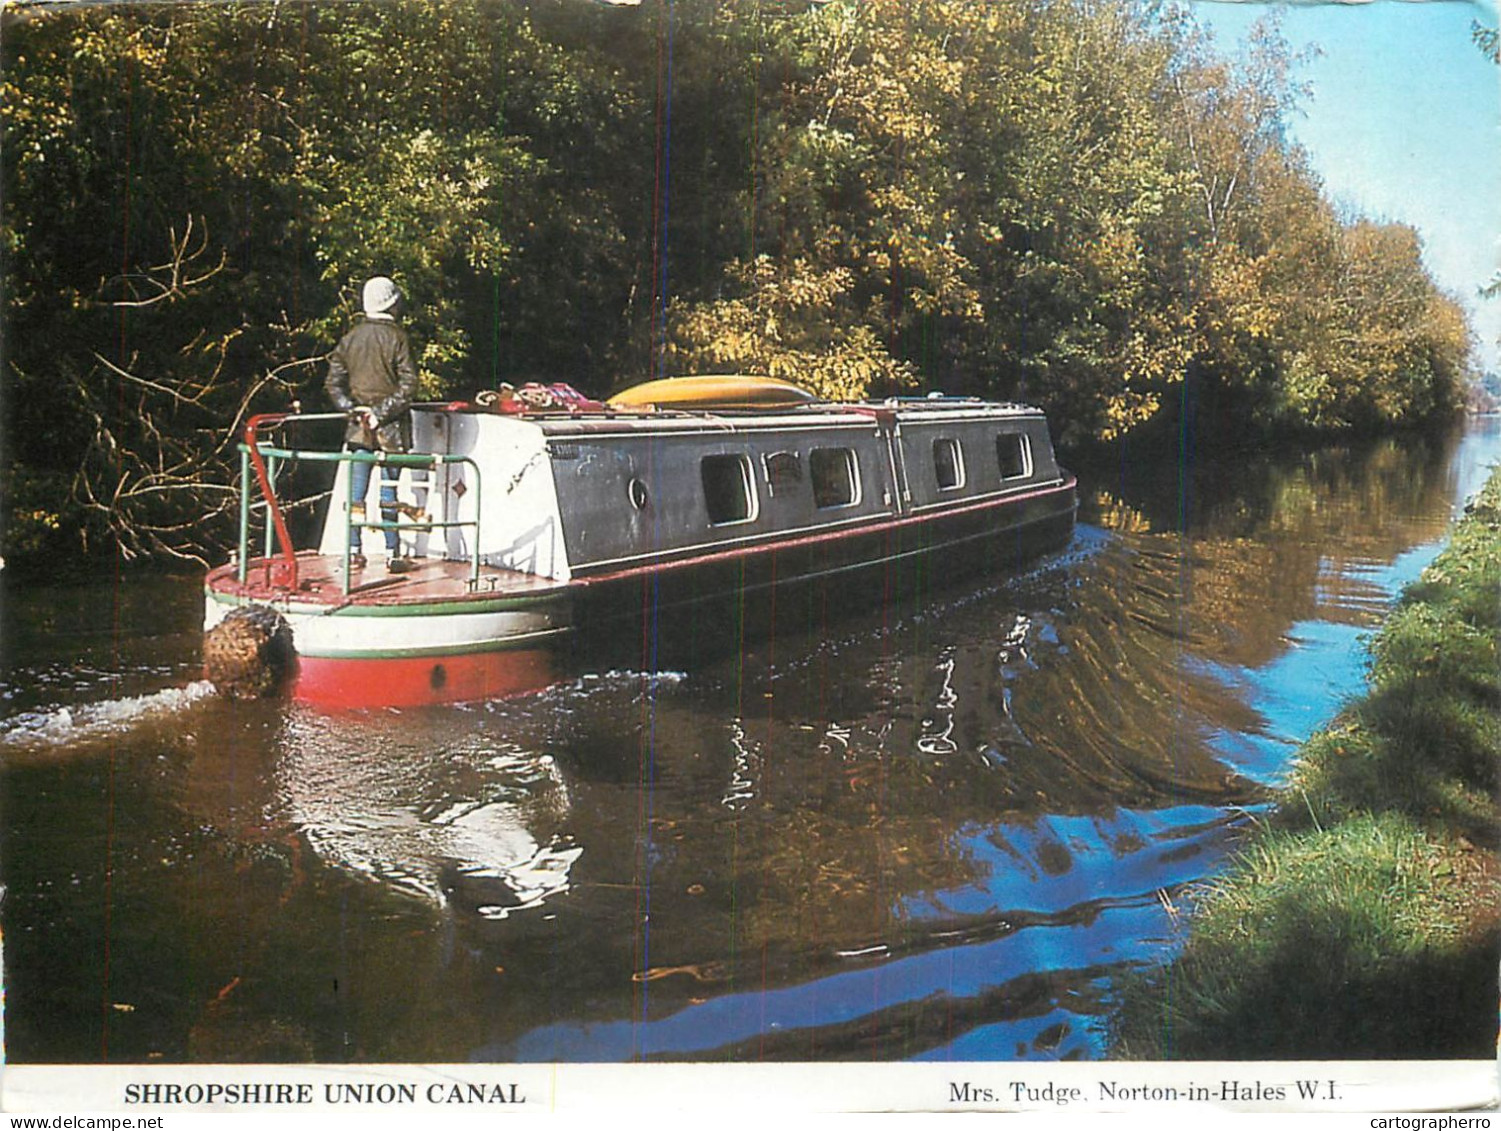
(203, 604, 296, 700)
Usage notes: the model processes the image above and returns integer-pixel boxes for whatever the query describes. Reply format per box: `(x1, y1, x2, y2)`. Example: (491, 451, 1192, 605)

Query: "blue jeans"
(349, 453, 401, 554)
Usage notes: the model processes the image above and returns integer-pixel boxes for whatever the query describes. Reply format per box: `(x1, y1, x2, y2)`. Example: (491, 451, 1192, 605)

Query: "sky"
(1187, 0, 1501, 373)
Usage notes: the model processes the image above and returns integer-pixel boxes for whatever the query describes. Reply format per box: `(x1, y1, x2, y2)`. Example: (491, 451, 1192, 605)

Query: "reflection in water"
(480, 530, 1270, 1061)
(275, 710, 581, 920)
(720, 719, 758, 810)
(0, 419, 1496, 1062)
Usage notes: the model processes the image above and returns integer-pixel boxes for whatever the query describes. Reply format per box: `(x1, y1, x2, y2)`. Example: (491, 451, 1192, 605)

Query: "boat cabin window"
(701, 454, 756, 525)
(933, 437, 964, 491)
(996, 432, 1032, 480)
(809, 447, 859, 509)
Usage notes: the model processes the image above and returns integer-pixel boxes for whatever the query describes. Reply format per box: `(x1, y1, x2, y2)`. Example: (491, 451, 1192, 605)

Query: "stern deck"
(206, 553, 566, 609)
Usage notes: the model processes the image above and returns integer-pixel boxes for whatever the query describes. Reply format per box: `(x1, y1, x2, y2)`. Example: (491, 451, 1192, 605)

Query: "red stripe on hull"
(572, 475, 1077, 586)
(292, 649, 556, 708)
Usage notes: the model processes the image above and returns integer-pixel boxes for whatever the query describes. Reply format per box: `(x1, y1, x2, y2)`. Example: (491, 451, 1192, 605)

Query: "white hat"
(362, 276, 401, 315)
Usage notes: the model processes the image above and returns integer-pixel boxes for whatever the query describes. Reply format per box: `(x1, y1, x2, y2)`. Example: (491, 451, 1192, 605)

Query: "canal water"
(3, 419, 1497, 1064)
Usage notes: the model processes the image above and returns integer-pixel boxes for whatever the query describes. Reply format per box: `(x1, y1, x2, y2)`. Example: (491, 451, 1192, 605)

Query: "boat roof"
(426, 396, 1047, 438)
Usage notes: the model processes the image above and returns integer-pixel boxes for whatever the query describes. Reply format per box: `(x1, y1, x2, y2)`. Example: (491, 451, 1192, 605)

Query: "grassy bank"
(1115, 465, 1501, 1060)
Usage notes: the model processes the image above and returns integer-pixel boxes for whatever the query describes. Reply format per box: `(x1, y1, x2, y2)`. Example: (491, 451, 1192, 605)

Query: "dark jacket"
(324, 317, 420, 452)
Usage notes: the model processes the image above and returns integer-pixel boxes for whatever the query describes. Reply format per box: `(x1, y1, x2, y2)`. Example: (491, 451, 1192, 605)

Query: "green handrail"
(237, 412, 483, 594)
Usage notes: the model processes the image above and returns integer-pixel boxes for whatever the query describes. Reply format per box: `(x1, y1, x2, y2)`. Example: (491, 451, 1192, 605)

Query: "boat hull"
(293, 650, 558, 709)
(203, 474, 1075, 708)
(570, 474, 1078, 667)
(203, 563, 574, 709)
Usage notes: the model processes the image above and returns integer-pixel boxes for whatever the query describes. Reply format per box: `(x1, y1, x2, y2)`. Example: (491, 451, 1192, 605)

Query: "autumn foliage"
(0, 0, 1474, 568)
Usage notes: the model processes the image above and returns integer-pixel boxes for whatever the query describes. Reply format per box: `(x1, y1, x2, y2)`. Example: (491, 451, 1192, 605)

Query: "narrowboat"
(202, 376, 1077, 708)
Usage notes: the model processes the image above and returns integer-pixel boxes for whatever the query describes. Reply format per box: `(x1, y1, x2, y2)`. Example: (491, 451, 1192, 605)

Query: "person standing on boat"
(325, 275, 421, 573)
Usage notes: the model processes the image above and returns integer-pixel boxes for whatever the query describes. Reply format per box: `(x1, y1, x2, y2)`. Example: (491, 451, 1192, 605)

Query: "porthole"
(628, 477, 650, 510)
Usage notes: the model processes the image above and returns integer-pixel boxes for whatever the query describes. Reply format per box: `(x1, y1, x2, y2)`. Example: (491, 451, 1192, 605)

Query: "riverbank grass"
(1117, 465, 1501, 1060)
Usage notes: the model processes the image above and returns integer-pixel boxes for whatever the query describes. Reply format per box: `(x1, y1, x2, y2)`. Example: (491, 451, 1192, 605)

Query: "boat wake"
(537, 668, 690, 698)
(0, 680, 217, 753)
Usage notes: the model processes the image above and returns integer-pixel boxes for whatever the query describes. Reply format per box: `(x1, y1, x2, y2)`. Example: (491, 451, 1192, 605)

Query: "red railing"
(243, 412, 304, 590)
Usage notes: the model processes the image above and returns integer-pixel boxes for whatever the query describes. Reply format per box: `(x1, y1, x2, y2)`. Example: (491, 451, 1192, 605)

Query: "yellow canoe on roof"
(606, 374, 821, 412)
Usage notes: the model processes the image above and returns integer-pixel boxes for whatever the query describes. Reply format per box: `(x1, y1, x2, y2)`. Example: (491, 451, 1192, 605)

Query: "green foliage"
(0, 0, 647, 561)
(310, 128, 532, 395)
(1118, 814, 1496, 1059)
(0, 0, 1478, 568)
(667, 256, 915, 399)
(0, 466, 70, 567)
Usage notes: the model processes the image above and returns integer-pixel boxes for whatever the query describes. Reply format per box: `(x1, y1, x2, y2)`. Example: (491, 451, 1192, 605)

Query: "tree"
(0, 0, 1476, 572)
